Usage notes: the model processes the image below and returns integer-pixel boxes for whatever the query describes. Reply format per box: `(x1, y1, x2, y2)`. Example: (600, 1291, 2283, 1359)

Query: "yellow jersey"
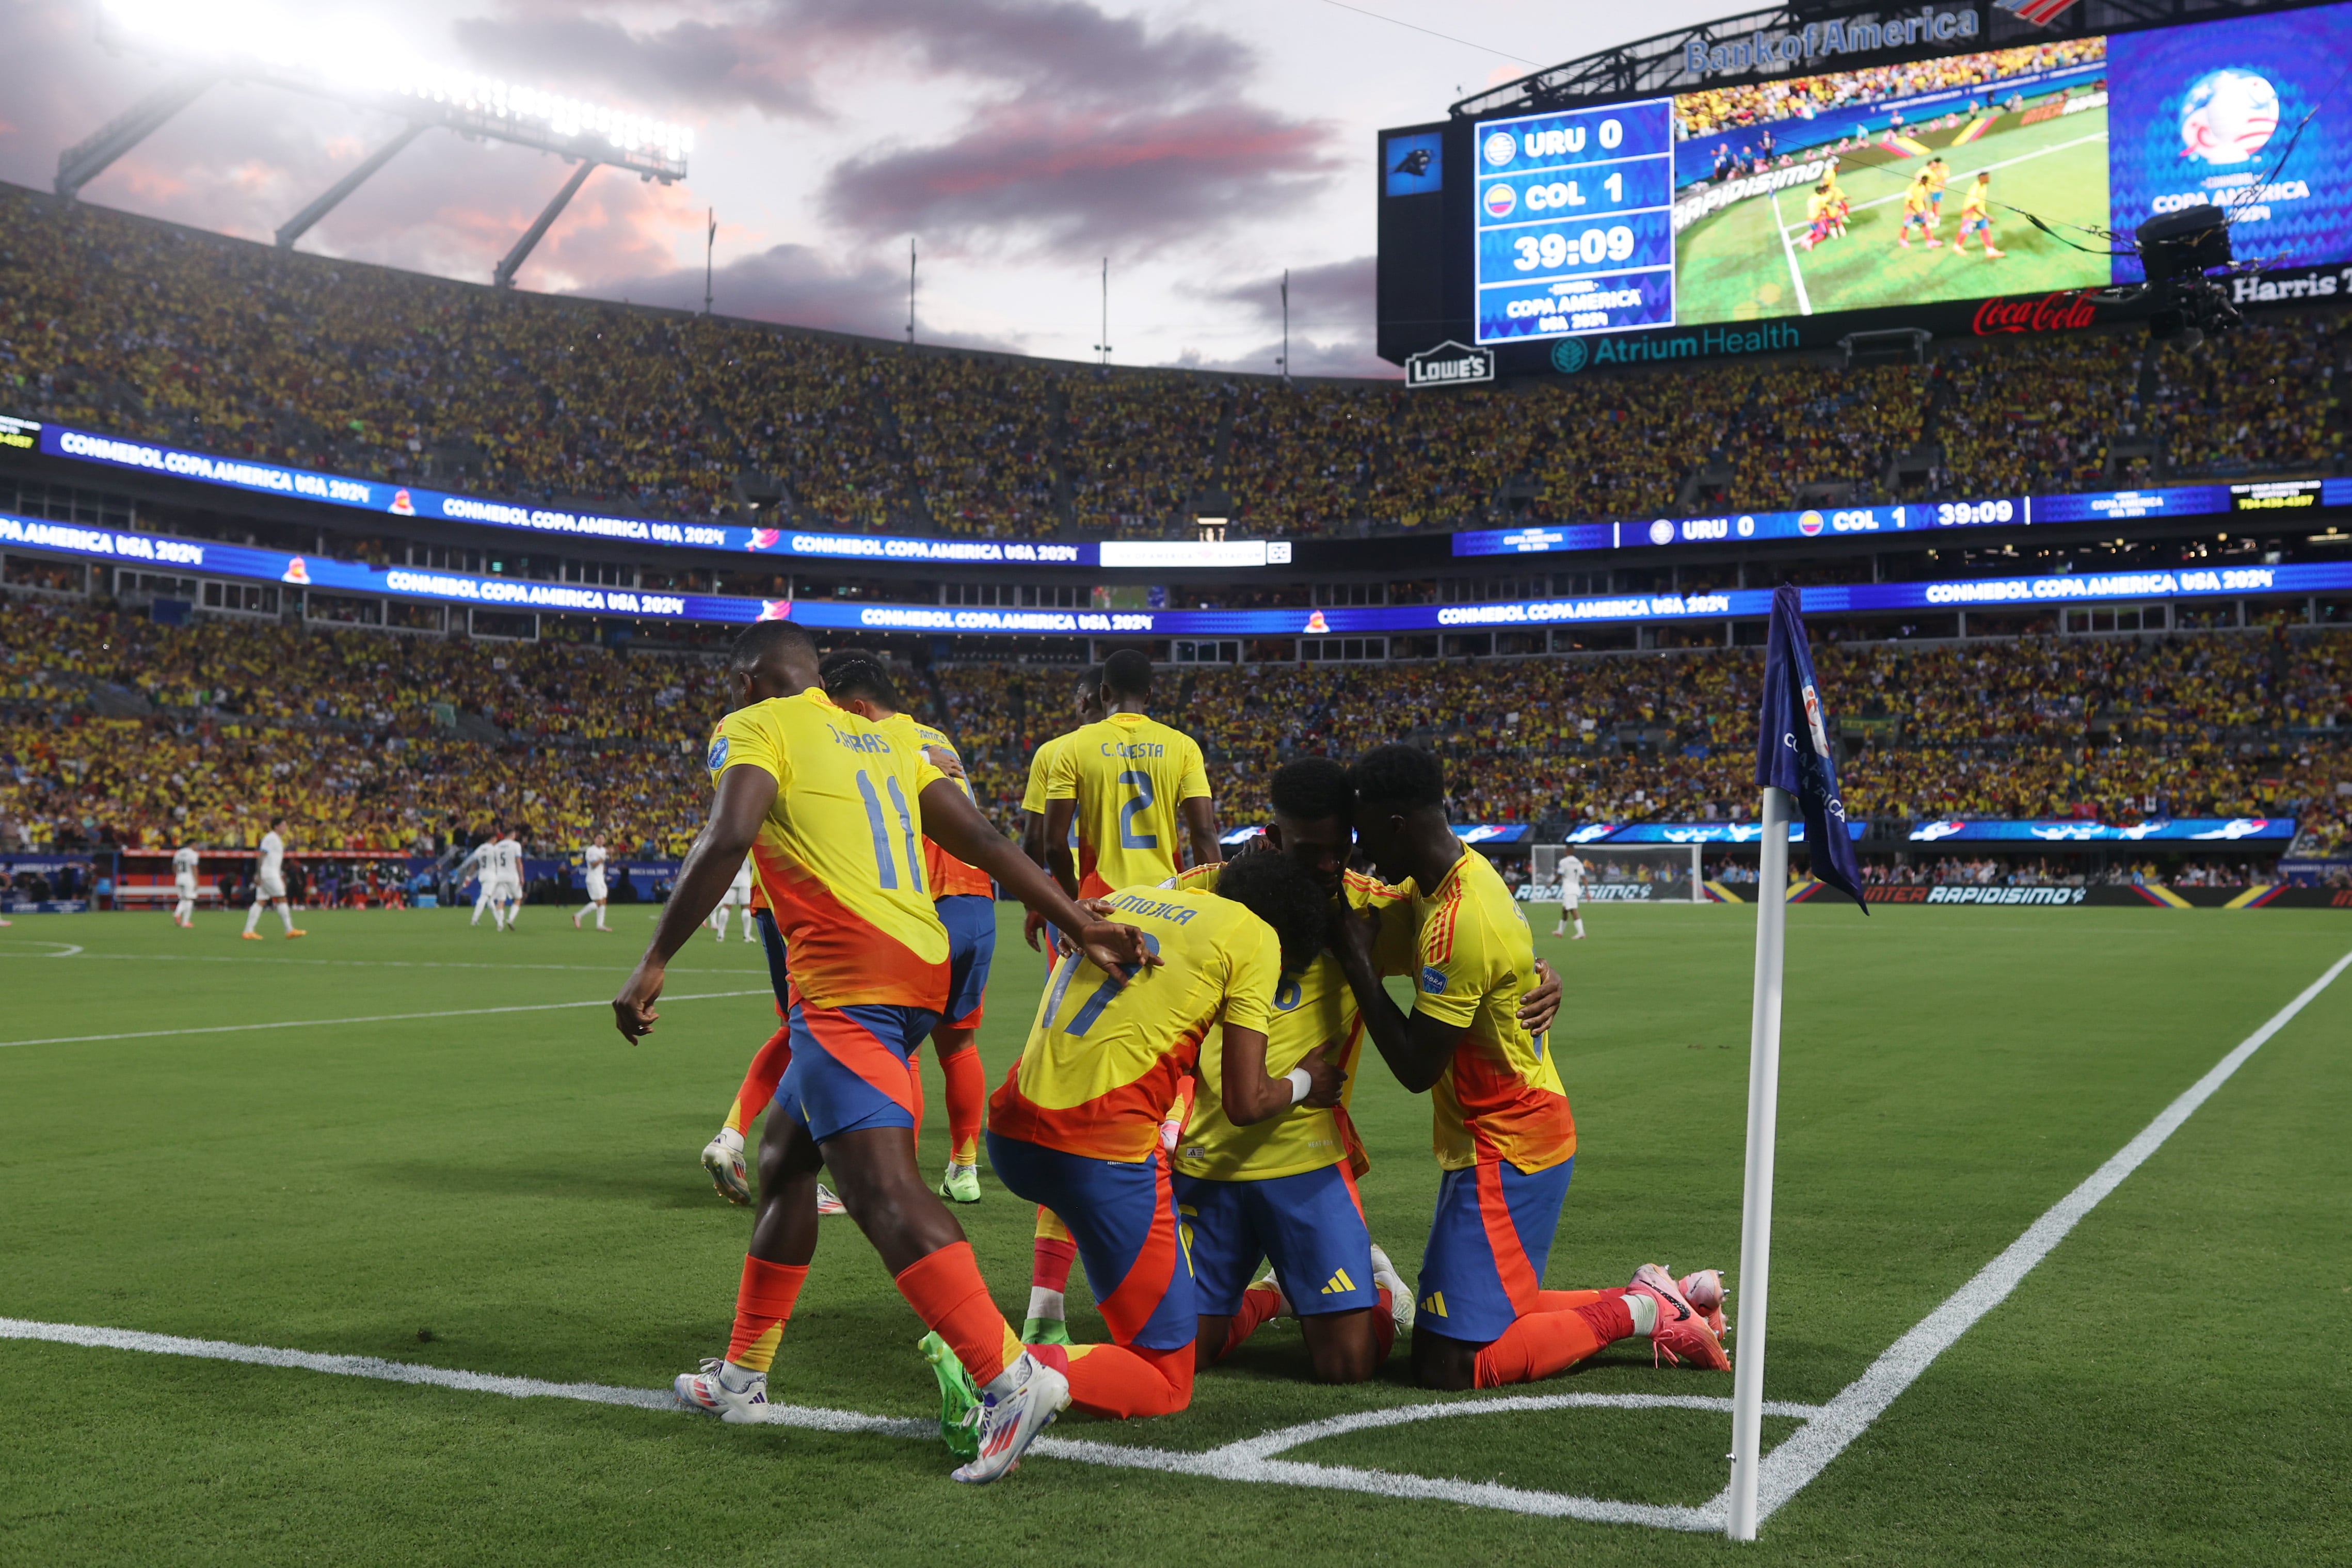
(1960, 185, 1989, 220)
(1805, 191, 1831, 221)
(1903, 183, 1931, 215)
(1044, 711, 1212, 896)
(707, 689, 949, 1011)
(1169, 862, 1417, 1182)
(1410, 845, 1576, 1173)
(884, 713, 994, 900)
(1925, 162, 1950, 193)
(1021, 730, 1090, 885)
(988, 882, 1278, 1163)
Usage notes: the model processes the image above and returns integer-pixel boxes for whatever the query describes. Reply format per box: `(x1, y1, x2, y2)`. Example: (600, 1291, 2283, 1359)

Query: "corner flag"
(1755, 586, 1866, 909)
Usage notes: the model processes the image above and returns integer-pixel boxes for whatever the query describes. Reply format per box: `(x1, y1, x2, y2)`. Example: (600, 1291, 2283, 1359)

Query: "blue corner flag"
(1755, 586, 1867, 910)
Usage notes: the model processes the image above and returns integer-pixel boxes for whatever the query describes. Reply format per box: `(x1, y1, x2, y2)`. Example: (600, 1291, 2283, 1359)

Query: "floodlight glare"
(97, 0, 694, 173)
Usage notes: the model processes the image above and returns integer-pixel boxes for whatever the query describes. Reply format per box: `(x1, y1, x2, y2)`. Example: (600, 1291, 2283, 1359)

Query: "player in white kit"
(1552, 852, 1587, 940)
(486, 829, 526, 931)
(240, 818, 305, 940)
(571, 843, 612, 932)
(709, 853, 755, 942)
(171, 844, 200, 928)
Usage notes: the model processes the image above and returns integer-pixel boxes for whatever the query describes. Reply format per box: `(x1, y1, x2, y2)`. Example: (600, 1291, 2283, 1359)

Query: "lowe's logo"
(1406, 340, 1495, 389)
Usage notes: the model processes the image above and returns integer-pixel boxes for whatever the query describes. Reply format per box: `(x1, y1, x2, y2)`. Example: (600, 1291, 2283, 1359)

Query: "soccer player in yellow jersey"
(612, 619, 1155, 1484)
(1170, 758, 1566, 1384)
(1898, 171, 1939, 248)
(815, 649, 999, 1205)
(1044, 648, 1221, 899)
(1020, 665, 1105, 949)
(1924, 155, 1951, 221)
(1335, 745, 1729, 1391)
(1949, 170, 2004, 259)
(977, 851, 1340, 1420)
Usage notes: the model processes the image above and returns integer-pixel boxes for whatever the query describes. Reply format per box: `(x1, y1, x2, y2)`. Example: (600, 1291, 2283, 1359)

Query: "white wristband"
(1285, 1067, 1315, 1106)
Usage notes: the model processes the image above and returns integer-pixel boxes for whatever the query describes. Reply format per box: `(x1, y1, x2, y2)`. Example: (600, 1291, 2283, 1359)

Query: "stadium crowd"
(1672, 39, 2109, 144)
(4, 182, 2344, 550)
(3, 594, 2344, 866)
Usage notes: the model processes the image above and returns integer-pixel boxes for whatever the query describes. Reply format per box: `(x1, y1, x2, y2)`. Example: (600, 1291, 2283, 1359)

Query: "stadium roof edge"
(0, 179, 1404, 391)
(1449, 0, 2331, 120)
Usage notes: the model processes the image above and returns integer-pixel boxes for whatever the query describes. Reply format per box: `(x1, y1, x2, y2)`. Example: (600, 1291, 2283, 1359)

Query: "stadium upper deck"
(3, 180, 2344, 558)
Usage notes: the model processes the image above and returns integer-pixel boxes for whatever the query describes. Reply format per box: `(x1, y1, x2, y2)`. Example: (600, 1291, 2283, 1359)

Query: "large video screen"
(1471, 4, 2352, 345)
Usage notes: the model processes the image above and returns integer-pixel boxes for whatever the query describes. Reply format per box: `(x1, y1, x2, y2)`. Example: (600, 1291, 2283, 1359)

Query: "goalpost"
(1532, 842, 1704, 905)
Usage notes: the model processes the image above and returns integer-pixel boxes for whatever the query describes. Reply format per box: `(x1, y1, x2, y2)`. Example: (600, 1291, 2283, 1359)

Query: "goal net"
(1530, 842, 1704, 905)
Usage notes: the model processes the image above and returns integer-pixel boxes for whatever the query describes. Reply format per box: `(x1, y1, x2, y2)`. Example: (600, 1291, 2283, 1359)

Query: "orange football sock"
(940, 1046, 985, 1166)
(894, 1240, 1017, 1389)
(725, 1026, 794, 1138)
(1215, 1282, 1287, 1360)
(1472, 1297, 1635, 1388)
(725, 1256, 809, 1373)
(1032, 1209, 1077, 1294)
(1535, 1288, 1611, 1313)
(1028, 1341, 1194, 1419)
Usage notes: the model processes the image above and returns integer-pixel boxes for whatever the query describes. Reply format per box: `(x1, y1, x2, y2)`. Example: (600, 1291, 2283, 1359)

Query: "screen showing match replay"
(1470, 2, 2352, 344)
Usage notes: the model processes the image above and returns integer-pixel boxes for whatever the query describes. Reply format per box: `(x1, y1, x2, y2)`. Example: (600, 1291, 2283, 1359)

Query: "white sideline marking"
(0, 1314, 1804, 1527)
(0, 990, 774, 1049)
(1769, 186, 1814, 316)
(0, 948, 766, 977)
(3, 951, 2339, 1529)
(1730, 946, 2352, 1527)
(0, 939, 83, 956)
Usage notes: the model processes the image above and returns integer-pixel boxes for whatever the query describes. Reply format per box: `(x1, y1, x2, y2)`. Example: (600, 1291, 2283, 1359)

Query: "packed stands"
(5, 181, 2344, 549)
(9, 590, 2340, 867)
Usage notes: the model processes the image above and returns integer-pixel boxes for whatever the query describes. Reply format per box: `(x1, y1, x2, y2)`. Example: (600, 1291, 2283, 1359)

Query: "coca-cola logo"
(1972, 289, 2100, 337)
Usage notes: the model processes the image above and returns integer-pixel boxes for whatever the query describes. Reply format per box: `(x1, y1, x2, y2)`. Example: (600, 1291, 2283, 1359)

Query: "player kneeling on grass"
(1336, 745, 1729, 1391)
(614, 618, 1156, 1484)
(935, 852, 1339, 1431)
(1177, 758, 1565, 1384)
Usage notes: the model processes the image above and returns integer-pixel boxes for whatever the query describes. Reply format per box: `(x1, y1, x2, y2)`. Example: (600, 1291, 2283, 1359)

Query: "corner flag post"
(1727, 782, 1789, 1541)
(1730, 586, 1867, 1541)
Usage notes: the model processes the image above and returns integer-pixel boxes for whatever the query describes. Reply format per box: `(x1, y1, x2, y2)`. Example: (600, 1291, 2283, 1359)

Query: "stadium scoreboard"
(1474, 102, 1676, 341)
(1383, 0, 2352, 373)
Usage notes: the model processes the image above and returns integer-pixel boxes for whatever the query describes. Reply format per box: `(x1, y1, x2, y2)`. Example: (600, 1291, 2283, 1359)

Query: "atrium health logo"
(1550, 338, 1588, 374)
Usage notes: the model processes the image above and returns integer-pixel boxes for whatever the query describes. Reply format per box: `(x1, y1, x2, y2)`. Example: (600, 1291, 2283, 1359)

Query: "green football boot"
(938, 1162, 982, 1204)
(918, 1331, 982, 1463)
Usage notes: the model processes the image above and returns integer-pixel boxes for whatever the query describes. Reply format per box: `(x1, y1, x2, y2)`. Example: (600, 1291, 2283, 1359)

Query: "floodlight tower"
(68, 1, 695, 290)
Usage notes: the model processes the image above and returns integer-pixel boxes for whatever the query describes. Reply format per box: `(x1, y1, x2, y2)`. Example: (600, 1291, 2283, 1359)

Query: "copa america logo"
(1550, 338, 1588, 374)
(2180, 69, 2278, 165)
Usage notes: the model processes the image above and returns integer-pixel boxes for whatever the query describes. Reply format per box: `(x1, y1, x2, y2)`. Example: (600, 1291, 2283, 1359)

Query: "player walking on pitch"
(816, 650, 1000, 1206)
(616, 618, 1155, 1484)
(1553, 852, 1586, 940)
(172, 843, 200, 928)
(239, 817, 304, 940)
(711, 854, 755, 942)
(571, 843, 612, 932)
(1335, 746, 1727, 1390)
(1897, 171, 1940, 249)
(1947, 171, 2004, 258)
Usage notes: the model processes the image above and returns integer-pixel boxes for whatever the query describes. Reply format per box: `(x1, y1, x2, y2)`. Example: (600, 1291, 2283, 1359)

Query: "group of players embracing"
(610, 622, 1729, 1485)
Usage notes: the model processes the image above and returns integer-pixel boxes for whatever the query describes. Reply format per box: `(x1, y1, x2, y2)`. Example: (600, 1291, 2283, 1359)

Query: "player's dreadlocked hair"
(1269, 756, 1354, 826)
(728, 618, 814, 670)
(818, 648, 903, 710)
(1210, 850, 1332, 978)
(1349, 744, 1445, 815)
(1101, 648, 1153, 700)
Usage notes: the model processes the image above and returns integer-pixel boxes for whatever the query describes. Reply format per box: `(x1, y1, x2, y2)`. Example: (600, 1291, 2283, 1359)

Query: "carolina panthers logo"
(706, 735, 729, 771)
(1550, 338, 1588, 375)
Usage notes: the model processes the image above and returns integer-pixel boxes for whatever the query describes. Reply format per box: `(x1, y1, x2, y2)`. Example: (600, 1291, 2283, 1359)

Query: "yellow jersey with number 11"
(706, 689, 949, 1011)
(1044, 712, 1211, 896)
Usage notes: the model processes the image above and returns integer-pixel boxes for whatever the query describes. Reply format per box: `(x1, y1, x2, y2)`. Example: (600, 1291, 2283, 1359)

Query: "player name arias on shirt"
(824, 724, 895, 755)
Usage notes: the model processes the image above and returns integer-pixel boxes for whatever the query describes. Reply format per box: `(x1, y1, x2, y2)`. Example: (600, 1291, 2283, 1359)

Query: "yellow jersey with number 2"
(1045, 712, 1211, 896)
(706, 688, 948, 1011)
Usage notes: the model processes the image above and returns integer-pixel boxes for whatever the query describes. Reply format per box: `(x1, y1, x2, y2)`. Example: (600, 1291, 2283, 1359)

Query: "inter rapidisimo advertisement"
(1467, 3, 2352, 351)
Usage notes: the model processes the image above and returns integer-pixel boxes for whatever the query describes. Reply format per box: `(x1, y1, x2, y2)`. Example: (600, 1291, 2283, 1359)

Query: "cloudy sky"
(0, 0, 1724, 374)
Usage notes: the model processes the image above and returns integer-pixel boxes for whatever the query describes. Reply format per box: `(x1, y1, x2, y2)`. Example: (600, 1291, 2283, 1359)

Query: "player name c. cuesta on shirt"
(1411, 844, 1576, 1173)
(706, 688, 950, 1011)
(1044, 712, 1211, 896)
(885, 712, 995, 900)
(1167, 861, 1417, 1182)
(988, 882, 1278, 1164)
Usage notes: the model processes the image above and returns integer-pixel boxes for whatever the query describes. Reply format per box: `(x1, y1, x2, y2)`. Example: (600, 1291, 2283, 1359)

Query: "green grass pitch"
(1675, 102, 2113, 325)
(4, 902, 2349, 1565)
